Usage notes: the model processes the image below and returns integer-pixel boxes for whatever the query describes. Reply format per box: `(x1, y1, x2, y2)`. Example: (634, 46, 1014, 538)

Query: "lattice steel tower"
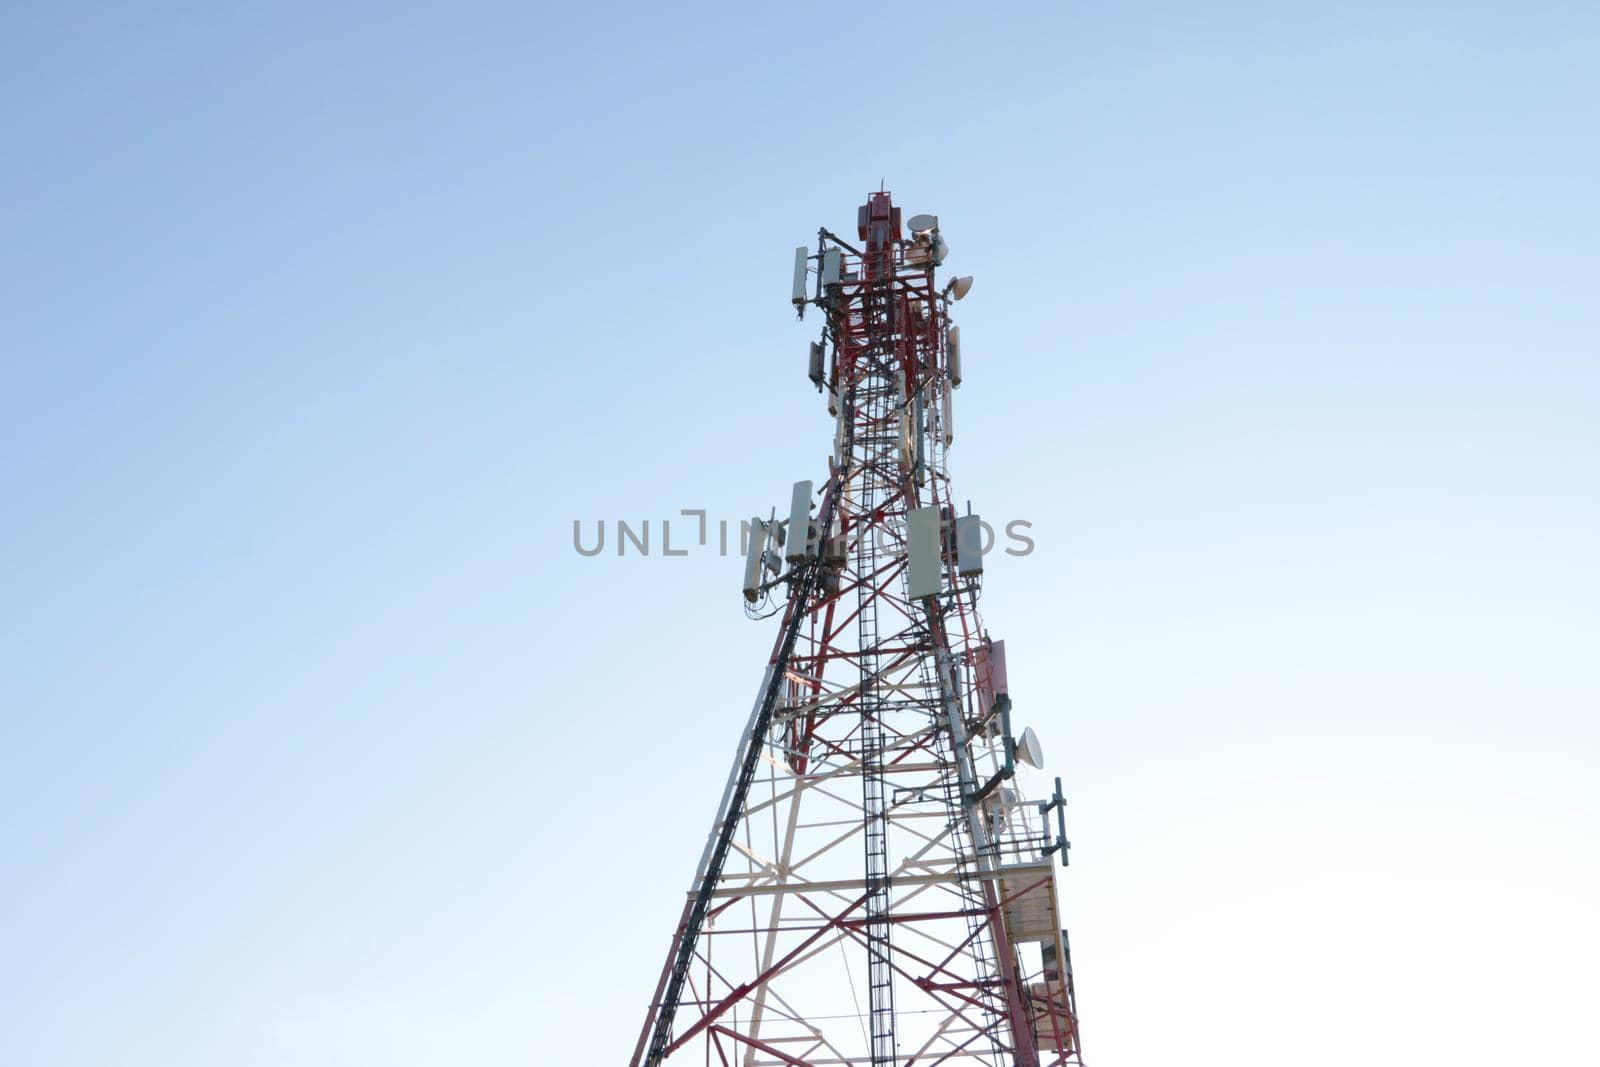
(630, 190, 1084, 1067)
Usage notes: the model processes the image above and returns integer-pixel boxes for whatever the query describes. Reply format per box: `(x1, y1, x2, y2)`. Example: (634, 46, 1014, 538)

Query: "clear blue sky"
(2, 3, 1596, 1064)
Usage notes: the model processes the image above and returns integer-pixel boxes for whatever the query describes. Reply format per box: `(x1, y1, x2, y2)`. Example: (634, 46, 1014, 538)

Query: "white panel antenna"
(907, 506, 942, 600)
(741, 518, 767, 602)
(791, 246, 809, 306)
(955, 514, 984, 578)
(785, 480, 814, 563)
(821, 249, 842, 286)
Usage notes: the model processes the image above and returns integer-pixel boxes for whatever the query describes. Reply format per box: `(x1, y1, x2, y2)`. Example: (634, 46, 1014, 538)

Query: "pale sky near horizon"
(3, 3, 1597, 1065)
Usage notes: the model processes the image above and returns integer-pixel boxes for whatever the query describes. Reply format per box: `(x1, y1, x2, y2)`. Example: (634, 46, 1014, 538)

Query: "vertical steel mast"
(630, 190, 1084, 1067)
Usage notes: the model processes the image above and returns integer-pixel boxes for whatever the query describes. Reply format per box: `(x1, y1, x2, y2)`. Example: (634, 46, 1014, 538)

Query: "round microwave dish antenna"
(1016, 726, 1044, 769)
(907, 213, 939, 235)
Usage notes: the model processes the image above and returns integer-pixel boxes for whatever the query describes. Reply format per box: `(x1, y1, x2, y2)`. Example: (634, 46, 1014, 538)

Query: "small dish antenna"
(948, 275, 974, 301)
(1016, 727, 1044, 769)
(907, 213, 939, 236)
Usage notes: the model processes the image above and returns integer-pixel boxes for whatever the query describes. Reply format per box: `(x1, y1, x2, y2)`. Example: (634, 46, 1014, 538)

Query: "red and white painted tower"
(631, 190, 1083, 1067)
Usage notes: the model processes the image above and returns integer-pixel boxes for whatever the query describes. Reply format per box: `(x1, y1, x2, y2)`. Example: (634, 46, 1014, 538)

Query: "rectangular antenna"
(821, 249, 842, 286)
(791, 246, 808, 306)
(785, 481, 814, 563)
(907, 505, 942, 599)
(742, 518, 768, 602)
(956, 514, 984, 577)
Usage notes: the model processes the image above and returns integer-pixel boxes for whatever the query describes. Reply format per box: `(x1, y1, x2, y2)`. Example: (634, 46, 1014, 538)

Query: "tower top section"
(790, 187, 971, 323)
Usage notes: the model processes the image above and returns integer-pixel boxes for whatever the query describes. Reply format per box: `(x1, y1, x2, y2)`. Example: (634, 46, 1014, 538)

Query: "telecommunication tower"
(630, 190, 1083, 1067)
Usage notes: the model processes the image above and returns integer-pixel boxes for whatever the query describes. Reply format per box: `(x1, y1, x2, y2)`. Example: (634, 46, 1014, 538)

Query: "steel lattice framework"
(631, 191, 1083, 1067)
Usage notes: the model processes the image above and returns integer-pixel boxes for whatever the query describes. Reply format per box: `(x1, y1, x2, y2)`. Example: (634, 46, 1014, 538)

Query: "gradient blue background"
(3, 3, 1596, 1064)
